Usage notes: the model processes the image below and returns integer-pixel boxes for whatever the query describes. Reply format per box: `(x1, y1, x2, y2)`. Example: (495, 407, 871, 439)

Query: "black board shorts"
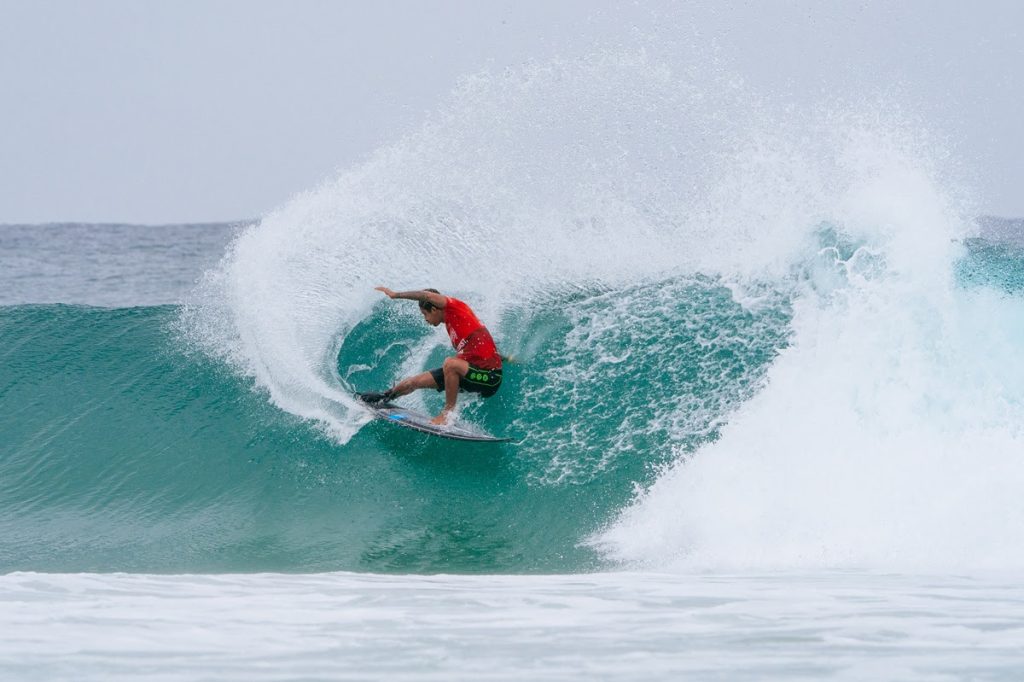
(430, 364, 503, 398)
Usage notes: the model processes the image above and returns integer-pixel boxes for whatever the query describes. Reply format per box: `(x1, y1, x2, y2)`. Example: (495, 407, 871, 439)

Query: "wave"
(182, 49, 1024, 574)
(597, 228, 1024, 572)
(0, 283, 784, 573)
(6, 49, 1024, 575)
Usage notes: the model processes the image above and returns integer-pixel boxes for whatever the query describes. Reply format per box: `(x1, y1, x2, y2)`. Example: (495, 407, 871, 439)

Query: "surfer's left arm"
(374, 287, 447, 309)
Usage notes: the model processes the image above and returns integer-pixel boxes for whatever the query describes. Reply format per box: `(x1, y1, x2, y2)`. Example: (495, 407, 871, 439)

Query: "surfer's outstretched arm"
(374, 287, 447, 309)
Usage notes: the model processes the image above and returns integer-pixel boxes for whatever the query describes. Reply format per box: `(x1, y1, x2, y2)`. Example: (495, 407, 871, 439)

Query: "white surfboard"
(360, 399, 512, 443)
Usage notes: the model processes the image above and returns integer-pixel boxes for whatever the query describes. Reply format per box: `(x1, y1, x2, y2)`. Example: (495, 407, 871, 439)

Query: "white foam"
(181, 49, 810, 441)
(4, 571, 1023, 681)
(598, 165, 1024, 572)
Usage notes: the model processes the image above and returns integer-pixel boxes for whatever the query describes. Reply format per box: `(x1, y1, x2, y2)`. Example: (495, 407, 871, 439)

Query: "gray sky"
(1, 0, 1021, 223)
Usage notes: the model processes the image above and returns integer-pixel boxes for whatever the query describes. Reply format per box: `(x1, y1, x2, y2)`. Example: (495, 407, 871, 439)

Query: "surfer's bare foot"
(430, 411, 451, 426)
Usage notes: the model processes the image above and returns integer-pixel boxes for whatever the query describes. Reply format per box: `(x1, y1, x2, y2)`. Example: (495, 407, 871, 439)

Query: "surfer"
(358, 287, 503, 425)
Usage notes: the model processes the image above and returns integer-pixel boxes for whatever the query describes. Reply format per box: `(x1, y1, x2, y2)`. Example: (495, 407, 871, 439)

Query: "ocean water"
(4, 50, 1024, 679)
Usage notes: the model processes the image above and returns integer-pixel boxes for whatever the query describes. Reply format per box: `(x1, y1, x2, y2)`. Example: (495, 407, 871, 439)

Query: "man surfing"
(357, 287, 503, 425)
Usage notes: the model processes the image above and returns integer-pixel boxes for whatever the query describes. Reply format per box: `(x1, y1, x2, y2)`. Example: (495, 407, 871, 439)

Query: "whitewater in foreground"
(3, 571, 1023, 681)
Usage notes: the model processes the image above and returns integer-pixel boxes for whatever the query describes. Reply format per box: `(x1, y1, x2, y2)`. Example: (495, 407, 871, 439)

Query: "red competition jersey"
(443, 297, 501, 370)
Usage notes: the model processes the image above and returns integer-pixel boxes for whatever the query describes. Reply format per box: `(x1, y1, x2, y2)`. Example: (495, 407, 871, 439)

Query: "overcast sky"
(1, 0, 1021, 224)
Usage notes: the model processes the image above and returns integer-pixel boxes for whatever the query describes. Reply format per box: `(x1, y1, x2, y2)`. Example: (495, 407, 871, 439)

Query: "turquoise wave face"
(0, 276, 790, 574)
(4, 240, 1020, 575)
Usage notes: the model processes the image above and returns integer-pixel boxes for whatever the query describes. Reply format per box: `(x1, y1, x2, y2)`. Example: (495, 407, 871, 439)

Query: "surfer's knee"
(442, 357, 467, 376)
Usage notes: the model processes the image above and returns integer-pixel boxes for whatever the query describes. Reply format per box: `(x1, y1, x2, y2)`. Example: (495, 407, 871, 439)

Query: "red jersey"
(443, 297, 501, 370)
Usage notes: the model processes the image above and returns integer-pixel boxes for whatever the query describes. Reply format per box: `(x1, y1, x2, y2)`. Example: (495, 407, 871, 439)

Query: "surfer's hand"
(375, 287, 397, 298)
